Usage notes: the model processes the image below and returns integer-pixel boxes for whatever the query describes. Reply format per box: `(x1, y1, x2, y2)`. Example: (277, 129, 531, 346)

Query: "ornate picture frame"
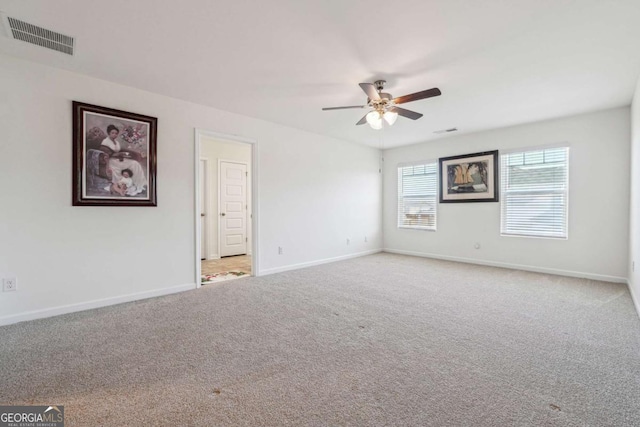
(439, 150, 499, 203)
(72, 101, 157, 206)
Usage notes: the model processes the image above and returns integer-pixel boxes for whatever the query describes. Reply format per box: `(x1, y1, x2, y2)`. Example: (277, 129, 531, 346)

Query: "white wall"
(0, 54, 382, 325)
(200, 136, 252, 259)
(258, 124, 383, 273)
(383, 108, 630, 281)
(629, 78, 640, 314)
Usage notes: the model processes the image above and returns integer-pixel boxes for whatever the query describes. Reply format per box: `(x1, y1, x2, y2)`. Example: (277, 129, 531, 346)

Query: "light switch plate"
(3, 277, 17, 292)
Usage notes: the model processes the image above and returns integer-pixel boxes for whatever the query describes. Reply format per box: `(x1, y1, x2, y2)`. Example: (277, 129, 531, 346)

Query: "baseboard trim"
(259, 249, 382, 276)
(383, 248, 627, 283)
(628, 279, 640, 320)
(208, 254, 221, 260)
(0, 283, 196, 327)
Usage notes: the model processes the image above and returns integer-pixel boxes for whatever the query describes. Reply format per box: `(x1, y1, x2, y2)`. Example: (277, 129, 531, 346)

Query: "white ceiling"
(1, 0, 639, 148)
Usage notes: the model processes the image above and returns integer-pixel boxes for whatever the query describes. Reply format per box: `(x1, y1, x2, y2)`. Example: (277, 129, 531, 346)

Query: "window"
(398, 162, 437, 230)
(500, 146, 569, 238)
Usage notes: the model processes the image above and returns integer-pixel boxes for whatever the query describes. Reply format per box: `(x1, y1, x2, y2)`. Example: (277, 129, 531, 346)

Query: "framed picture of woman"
(438, 150, 499, 203)
(72, 102, 157, 206)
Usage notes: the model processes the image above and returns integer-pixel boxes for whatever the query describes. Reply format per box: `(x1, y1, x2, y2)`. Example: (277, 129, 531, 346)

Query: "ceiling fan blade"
(390, 107, 423, 120)
(322, 105, 366, 111)
(392, 88, 441, 105)
(359, 83, 381, 101)
(356, 114, 368, 125)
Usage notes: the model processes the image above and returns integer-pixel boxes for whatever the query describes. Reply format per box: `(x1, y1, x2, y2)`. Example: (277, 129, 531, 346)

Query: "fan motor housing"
(367, 93, 392, 102)
(370, 92, 393, 110)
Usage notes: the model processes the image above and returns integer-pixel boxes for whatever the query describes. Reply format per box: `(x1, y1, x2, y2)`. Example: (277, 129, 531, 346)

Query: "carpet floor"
(1, 253, 639, 426)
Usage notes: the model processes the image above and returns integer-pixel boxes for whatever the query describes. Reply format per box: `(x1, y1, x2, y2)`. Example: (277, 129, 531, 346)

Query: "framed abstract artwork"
(72, 101, 157, 206)
(438, 150, 499, 203)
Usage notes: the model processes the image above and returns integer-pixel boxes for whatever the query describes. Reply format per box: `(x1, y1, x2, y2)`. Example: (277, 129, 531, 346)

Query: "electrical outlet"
(3, 277, 17, 292)
(278, 247, 283, 255)
(346, 238, 350, 245)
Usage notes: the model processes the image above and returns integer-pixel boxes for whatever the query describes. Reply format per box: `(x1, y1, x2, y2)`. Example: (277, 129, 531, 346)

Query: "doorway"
(195, 129, 257, 286)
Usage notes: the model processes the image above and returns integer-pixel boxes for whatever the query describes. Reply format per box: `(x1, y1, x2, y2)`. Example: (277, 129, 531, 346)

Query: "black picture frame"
(438, 150, 499, 203)
(72, 101, 157, 206)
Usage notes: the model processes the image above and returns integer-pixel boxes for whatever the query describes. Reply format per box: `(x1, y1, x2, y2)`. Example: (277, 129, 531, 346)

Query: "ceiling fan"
(322, 80, 441, 130)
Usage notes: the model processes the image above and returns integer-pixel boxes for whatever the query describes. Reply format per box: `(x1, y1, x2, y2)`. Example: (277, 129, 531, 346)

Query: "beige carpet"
(1, 253, 640, 426)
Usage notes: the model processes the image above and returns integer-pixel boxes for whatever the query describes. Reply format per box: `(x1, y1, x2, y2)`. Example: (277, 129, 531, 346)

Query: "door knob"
(220, 213, 226, 216)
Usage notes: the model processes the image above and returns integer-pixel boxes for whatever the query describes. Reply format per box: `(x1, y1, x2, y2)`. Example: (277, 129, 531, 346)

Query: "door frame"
(194, 129, 259, 289)
(200, 157, 209, 260)
(217, 159, 249, 258)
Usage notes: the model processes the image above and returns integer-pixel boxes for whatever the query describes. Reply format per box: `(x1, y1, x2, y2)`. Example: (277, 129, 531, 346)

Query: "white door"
(219, 161, 247, 257)
(199, 159, 207, 260)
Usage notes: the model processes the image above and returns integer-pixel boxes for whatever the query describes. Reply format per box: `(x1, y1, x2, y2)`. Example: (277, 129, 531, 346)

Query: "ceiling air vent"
(1, 13, 74, 55)
(434, 127, 458, 134)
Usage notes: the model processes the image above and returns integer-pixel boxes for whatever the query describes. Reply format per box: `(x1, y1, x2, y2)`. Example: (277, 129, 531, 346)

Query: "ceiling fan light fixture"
(366, 110, 383, 130)
(383, 111, 398, 126)
(322, 80, 441, 130)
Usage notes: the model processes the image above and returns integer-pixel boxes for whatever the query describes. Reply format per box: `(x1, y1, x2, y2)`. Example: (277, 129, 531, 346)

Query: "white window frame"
(397, 161, 438, 231)
(500, 144, 569, 239)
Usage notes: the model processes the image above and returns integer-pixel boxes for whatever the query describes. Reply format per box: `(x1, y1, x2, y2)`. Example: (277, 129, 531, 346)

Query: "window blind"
(397, 162, 437, 230)
(500, 147, 569, 238)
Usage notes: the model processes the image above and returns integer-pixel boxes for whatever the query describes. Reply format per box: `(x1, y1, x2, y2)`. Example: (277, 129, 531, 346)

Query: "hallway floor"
(202, 254, 251, 277)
